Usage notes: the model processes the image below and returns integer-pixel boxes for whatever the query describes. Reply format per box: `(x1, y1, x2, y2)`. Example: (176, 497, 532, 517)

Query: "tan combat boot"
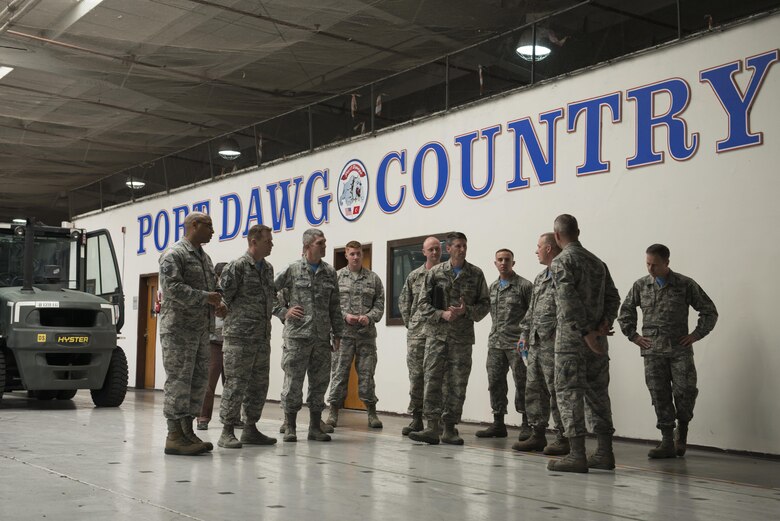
(283, 412, 297, 442)
(165, 419, 207, 456)
(648, 428, 677, 459)
(181, 416, 213, 452)
(512, 426, 547, 452)
(217, 425, 242, 449)
(367, 404, 383, 429)
(547, 435, 588, 473)
(475, 414, 508, 438)
(240, 423, 277, 445)
(440, 422, 464, 445)
(543, 435, 570, 456)
(588, 433, 616, 470)
(308, 411, 332, 441)
(323, 406, 338, 433)
(675, 422, 688, 457)
(402, 412, 424, 436)
(408, 419, 440, 445)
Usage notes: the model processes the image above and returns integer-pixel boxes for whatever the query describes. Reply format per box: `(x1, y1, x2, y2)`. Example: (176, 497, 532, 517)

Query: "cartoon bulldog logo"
(337, 159, 369, 222)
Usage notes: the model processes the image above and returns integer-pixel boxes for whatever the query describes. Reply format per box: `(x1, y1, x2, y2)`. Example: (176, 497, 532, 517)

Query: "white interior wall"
(75, 15, 780, 454)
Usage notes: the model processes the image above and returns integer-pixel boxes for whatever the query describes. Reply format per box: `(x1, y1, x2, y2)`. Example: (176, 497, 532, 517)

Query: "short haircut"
(495, 248, 514, 258)
(302, 228, 324, 247)
(446, 231, 467, 246)
(646, 243, 670, 260)
(214, 262, 227, 277)
(246, 224, 271, 242)
(540, 232, 561, 253)
(345, 240, 362, 250)
(554, 214, 579, 239)
(184, 211, 208, 228)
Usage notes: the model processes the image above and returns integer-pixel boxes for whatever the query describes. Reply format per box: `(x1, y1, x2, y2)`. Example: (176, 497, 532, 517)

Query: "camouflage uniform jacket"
(550, 241, 620, 353)
(418, 259, 490, 344)
(158, 237, 215, 334)
(488, 273, 533, 349)
(273, 258, 345, 341)
(398, 263, 431, 339)
(337, 266, 385, 339)
(618, 270, 718, 357)
(219, 252, 276, 341)
(519, 268, 557, 347)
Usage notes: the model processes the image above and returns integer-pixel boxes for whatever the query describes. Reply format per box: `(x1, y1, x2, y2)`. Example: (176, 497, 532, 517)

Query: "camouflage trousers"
(485, 345, 526, 416)
(643, 353, 698, 430)
(161, 328, 210, 420)
(554, 348, 614, 438)
(280, 337, 332, 414)
(407, 336, 449, 415)
(525, 340, 564, 435)
(328, 338, 378, 407)
(219, 336, 271, 426)
(422, 338, 472, 424)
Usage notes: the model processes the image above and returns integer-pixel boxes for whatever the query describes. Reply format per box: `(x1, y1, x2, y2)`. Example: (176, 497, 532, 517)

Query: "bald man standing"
(159, 212, 224, 456)
(398, 236, 443, 435)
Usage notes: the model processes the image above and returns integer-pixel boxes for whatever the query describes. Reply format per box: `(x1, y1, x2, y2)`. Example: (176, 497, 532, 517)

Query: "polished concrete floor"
(1, 389, 778, 521)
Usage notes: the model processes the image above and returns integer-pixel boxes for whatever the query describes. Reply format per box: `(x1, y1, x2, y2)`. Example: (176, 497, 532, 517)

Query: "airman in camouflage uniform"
(159, 211, 223, 456)
(398, 236, 443, 435)
(475, 249, 533, 440)
(513, 233, 569, 456)
(274, 228, 344, 442)
(409, 232, 490, 446)
(547, 214, 620, 473)
(216, 225, 278, 449)
(326, 241, 385, 429)
(618, 243, 717, 459)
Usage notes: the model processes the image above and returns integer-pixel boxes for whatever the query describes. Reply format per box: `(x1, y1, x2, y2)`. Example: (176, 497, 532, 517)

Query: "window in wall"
(385, 233, 449, 326)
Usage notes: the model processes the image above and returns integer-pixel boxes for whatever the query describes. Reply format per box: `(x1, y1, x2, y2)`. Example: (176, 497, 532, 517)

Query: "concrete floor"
(0, 390, 778, 521)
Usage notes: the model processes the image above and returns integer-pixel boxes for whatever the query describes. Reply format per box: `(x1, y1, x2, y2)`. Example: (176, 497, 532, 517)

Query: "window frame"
(385, 232, 448, 326)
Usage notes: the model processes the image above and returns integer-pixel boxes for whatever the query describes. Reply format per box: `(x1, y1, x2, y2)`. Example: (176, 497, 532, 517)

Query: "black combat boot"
(547, 435, 588, 473)
(408, 419, 440, 445)
(588, 433, 616, 470)
(308, 411, 332, 441)
(475, 414, 508, 438)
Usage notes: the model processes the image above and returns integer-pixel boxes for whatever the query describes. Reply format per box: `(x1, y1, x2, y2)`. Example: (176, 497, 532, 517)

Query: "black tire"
(90, 347, 128, 407)
(0, 349, 5, 403)
(57, 389, 78, 400)
(35, 390, 57, 400)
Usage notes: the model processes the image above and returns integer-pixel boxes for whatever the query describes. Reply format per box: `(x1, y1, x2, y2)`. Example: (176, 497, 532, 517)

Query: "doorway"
(136, 274, 159, 389)
(333, 243, 372, 411)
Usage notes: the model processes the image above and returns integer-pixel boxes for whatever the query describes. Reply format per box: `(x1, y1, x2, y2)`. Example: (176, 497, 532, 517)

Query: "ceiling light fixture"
(0, 66, 14, 80)
(218, 138, 241, 160)
(125, 178, 146, 190)
(515, 44, 551, 62)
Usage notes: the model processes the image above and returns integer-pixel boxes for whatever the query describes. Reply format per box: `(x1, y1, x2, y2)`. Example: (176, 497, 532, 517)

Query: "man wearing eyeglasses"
(159, 212, 224, 456)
